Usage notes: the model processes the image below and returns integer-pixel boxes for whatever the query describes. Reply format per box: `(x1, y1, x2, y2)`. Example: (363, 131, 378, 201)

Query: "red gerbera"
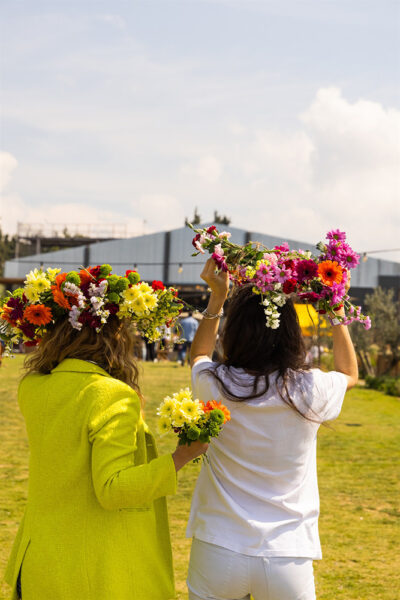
(282, 278, 297, 294)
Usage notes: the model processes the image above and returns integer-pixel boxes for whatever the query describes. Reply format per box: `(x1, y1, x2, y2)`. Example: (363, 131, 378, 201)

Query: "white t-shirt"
(186, 358, 347, 559)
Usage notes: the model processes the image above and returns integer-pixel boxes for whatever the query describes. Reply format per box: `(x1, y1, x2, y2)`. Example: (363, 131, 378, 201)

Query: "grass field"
(1, 356, 399, 600)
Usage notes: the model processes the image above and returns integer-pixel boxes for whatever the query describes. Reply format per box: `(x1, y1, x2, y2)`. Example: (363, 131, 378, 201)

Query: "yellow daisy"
(174, 388, 192, 403)
(142, 293, 158, 311)
(122, 286, 141, 302)
(157, 396, 177, 417)
(171, 410, 186, 428)
(46, 267, 61, 281)
(139, 282, 152, 294)
(24, 285, 41, 303)
(180, 399, 203, 422)
(157, 416, 172, 435)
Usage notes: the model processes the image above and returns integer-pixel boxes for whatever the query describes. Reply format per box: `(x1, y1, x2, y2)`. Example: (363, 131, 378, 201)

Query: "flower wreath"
(0, 264, 184, 352)
(191, 225, 371, 330)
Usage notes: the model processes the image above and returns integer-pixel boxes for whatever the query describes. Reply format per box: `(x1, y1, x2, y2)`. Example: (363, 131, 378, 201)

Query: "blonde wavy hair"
(24, 316, 142, 401)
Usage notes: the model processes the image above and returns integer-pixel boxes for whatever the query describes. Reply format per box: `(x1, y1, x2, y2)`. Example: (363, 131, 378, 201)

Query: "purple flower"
(212, 252, 228, 272)
(295, 259, 318, 283)
(338, 243, 360, 269)
(273, 265, 291, 283)
(274, 242, 290, 253)
(330, 281, 345, 304)
(363, 316, 372, 330)
(7, 297, 24, 320)
(298, 291, 322, 302)
(326, 229, 346, 242)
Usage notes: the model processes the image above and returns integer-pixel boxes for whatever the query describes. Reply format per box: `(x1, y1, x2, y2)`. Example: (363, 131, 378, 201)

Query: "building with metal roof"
(3, 224, 400, 306)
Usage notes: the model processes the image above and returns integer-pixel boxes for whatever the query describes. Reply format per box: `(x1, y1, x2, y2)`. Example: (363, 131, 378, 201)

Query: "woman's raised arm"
(190, 258, 229, 367)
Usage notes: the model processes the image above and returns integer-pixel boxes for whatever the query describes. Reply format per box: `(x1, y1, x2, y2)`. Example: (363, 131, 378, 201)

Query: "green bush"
(365, 375, 400, 397)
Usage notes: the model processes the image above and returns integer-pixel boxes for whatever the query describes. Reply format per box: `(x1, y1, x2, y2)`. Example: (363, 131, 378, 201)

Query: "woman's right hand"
(172, 441, 209, 472)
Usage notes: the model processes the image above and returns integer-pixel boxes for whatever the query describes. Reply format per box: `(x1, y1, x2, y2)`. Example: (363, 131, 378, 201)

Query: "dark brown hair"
(206, 285, 316, 420)
(24, 316, 142, 401)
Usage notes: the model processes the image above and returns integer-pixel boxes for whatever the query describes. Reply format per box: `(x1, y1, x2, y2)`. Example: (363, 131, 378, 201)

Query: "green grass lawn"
(1, 356, 399, 600)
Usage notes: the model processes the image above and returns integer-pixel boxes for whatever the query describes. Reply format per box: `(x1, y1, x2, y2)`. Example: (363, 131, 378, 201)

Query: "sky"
(1, 0, 399, 261)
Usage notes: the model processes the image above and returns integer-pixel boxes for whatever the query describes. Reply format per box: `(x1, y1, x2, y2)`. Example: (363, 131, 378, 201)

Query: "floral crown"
(0, 264, 184, 351)
(191, 225, 371, 330)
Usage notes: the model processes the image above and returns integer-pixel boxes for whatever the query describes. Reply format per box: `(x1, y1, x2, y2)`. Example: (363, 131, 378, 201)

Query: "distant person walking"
(177, 312, 199, 366)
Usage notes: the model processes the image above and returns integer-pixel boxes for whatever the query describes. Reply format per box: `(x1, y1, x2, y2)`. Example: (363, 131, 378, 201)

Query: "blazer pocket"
(119, 506, 151, 512)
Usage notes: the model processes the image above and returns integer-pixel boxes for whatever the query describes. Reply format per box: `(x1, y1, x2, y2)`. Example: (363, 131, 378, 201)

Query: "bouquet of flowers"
(0, 264, 184, 352)
(191, 224, 371, 330)
(157, 388, 231, 452)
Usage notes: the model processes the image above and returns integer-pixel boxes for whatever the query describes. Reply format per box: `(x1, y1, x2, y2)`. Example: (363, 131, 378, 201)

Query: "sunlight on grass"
(1, 357, 399, 599)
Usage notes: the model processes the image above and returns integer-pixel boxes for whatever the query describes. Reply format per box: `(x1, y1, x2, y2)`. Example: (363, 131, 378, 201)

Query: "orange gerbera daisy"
(79, 268, 94, 286)
(24, 304, 52, 326)
(54, 272, 67, 290)
(52, 287, 71, 310)
(317, 260, 343, 287)
(203, 400, 231, 423)
(1, 306, 14, 325)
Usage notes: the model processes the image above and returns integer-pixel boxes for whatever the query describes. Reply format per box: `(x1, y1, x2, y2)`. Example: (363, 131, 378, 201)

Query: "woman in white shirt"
(187, 259, 358, 600)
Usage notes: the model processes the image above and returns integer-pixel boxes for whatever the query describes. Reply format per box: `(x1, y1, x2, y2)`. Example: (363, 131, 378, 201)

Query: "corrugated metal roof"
(4, 224, 400, 288)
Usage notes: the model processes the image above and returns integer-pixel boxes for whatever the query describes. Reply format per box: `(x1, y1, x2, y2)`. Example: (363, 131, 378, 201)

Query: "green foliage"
(364, 287, 400, 366)
(99, 264, 112, 277)
(213, 210, 231, 225)
(185, 207, 201, 226)
(115, 277, 129, 292)
(107, 292, 120, 304)
(365, 375, 400, 397)
(127, 271, 140, 285)
(0, 229, 17, 277)
(65, 271, 81, 286)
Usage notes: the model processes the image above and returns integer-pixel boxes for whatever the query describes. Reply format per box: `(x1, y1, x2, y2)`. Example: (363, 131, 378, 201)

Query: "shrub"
(365, 375, 400, 397)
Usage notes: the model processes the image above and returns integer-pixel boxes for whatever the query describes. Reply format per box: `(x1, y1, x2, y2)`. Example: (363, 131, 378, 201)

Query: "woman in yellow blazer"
(3, 268, 206, 600)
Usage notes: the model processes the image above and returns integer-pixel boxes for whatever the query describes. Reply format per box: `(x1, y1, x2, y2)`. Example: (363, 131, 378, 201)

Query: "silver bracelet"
(202, 308, 224, 320)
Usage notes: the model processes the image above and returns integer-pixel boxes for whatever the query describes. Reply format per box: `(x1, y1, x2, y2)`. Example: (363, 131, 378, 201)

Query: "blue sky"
(1, 0, 399, 260)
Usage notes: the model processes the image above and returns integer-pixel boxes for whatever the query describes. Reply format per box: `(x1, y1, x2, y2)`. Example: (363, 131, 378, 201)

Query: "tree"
(213, 210, 231, 225)
(362, 287, 400, 374)
(184, 207, 201, 226)
(0, 229, 17, 277)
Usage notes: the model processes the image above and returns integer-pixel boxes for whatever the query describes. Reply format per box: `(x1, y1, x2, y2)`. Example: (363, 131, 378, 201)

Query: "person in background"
(186, 258, 358, 600)
(177, 311, 199, 366)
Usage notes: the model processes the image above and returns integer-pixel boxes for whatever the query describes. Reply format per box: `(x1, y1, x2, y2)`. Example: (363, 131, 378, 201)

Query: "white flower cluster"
(88, 280, 110, 330)
(262, 291, 287, 329)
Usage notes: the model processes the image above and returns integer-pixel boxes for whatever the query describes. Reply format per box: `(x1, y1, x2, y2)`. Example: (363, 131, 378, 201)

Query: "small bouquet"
(190, 224, 371, 330)
(157, 388, 230, 456)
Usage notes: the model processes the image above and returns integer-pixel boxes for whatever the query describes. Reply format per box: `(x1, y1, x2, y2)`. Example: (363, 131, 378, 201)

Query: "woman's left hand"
(200, 258, 229, 301)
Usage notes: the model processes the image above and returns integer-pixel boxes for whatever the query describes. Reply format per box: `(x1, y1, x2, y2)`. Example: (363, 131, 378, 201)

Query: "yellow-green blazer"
(5, 359, 177, 600)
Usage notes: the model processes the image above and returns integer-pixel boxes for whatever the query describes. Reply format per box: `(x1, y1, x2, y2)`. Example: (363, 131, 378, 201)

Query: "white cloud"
(0, 151, 18, 193)
(2, 88, 399, 262)
(181, 156, 223, 184)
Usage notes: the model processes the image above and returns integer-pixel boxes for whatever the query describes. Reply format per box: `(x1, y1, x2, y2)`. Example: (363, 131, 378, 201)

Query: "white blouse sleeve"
(191, 358, 217, 404)
(306, 368, 348, 422)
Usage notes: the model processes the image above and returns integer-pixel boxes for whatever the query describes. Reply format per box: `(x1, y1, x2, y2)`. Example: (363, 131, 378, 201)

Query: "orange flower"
(317, 260, 343, 287)
(24, 304, 52, 326)
(79, 268, 94, 286)
(1, 306, 14, 324)
(204, 400, 231, 423)
(52, 288, 71, 310)
(54, 272, 67, 290)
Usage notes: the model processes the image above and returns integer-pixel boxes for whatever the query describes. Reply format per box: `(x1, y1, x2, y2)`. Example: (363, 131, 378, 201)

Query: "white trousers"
(187, 538, 316, 600)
